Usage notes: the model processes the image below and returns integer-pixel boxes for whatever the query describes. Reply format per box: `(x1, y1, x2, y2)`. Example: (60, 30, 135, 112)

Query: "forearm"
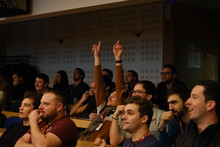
(109, 117, 124, 146)
(30, 121, 47, 147)
(70, 99, 85, 115)
(15, 140, 34, 147)
(116, 65, 126, 105)
(94, 65, 106, 106)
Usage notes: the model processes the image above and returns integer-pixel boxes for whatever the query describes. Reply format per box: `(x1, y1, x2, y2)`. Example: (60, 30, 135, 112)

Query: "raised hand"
(91, 41, 101, 58)
(113, 105, 125, 119)
(113, 40, 123, 61)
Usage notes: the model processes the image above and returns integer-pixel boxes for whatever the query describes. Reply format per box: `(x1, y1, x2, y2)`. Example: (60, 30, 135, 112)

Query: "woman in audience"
(79, 41, 124, 143)
(51, 70, 69, 97)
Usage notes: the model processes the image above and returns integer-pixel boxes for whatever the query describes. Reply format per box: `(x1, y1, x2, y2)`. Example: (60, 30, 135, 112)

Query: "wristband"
(112, 116, 119, 120)
(115, 60, 122, 63)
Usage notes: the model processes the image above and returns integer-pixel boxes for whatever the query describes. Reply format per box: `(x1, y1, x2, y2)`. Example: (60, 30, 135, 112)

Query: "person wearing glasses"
(156, 64, 188, 110)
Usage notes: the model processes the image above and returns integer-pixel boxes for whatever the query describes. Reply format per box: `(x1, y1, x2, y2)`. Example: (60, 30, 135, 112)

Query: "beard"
(41, 112, 57, 122)
(171, 107, 187, 119)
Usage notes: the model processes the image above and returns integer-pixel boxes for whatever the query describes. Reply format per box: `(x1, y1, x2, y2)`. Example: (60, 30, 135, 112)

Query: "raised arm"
(113, 40, 126, 105)
(92, 41, 106, 108)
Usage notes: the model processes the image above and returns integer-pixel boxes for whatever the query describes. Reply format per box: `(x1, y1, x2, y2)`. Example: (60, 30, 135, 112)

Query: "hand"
(113, 105, 125, 118)
(158, 111, 174, 131)
(94, 137, 106, 147)
(81, 91, 90, 102)
(113, 40, 123, 61)
(91, 41, 101, 58)
(29, 109, 43, 122)
(89, 112, 97, 120)
(51, 79, 56, 88)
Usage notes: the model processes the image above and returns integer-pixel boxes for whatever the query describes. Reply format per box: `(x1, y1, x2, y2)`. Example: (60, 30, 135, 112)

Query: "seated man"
(94, 96, 161, 147)
(15, 90, 78, 147)
(158, 86, 193, 147)
(0, 91, 41, 147)
(173, 80, 220, 147)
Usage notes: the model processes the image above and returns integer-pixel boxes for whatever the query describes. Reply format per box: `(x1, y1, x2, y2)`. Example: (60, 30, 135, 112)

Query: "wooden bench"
(2, 111, 19, 118)
(0, 128, 6, 137)
(71, 118, 91, 128)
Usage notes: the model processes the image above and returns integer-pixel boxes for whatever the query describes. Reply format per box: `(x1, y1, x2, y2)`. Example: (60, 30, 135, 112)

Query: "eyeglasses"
(160, 72, 172, 76)
(131, 90, 147, 94)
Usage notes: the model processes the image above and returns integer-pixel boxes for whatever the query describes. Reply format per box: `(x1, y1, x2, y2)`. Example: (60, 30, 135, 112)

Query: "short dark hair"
(23, 91, 41, 109)
(103, 68, 113, 79)
(196, 80, 220, 120)
(46, 89, 65, 106)
(136, 80, 156, 98)
(167, 86, 190, 102)
(127, 70, 139, 81)
(163, 64, 177, 74)
(125, 96, 153, 126)
(75, 68, 85, 80)
(36, 73, 49, 84)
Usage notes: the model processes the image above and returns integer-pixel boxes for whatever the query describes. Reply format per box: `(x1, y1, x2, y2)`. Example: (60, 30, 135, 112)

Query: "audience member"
(35, 73, 50, 96)
(173, 80, 220, 147)
(158, 86, 192, 147)
(15, 90, 78, 147)
(0, 91, 41, 147)
(70, 81, 96, 116)
(10, 73, 29, 112)
(67, 68, 89, 104)
(102, 68, 116, 90)
(125, 70, 139, 98)
(51, 70, 69, 97)
(94, 96, 161, 147)
(156, 64, 188, 110)
(110, 80, 164, 146)
(0, 72, 12, 110)
(79, 41, 118, 142)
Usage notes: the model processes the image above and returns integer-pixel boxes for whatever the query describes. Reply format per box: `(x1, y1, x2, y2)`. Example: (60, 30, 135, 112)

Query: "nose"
(185, 97, 191, 107)
(122, 113, 126, 120)
(38, 103, 43, 109)
(169, 104, 174, 110)
(19, 104, 23, 110)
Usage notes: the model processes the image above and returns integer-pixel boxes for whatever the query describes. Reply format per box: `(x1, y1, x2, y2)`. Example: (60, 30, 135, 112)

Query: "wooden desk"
(76, 140, 115, 147)
(0, 128, 6, 137)
(71, 118, 91, 128)
(2, 111, 19, 118)
(76, 140, 93, 147)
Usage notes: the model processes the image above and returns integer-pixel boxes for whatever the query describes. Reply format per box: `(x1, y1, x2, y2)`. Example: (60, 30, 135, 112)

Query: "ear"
(141, 115, 148, 124)
(57, 103, 63, 112)
(146, 94, 153, 101)
(206, 100, 216, 111)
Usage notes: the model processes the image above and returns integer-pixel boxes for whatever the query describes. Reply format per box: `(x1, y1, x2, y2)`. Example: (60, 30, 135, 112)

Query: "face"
(102, 71, 112, 80)
(56, 73, 62, 84)
(186, 85, 208, 123)
(168, 94, 187, 118)
(125, 72, 135, 84)
(38, 93, 59, 122)
(107, 91, 117, 106)
(122, 104, 145, 133)
(19, 98, 34, 119)
(132, 84, 149, 100)
(89, 82, 95, 95)
(73, 69, 82, 81)
(160, 67, 175, 83)
(35, 77, 48, 92)
(12, 74, 22, 86)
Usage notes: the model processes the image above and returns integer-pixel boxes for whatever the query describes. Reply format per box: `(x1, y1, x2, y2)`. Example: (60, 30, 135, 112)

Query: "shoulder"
(153, 107, 165, 115)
